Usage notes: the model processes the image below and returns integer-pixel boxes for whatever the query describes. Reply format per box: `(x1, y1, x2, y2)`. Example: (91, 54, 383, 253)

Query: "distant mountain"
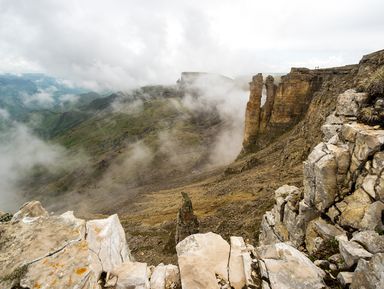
(0, 73, 104, 137)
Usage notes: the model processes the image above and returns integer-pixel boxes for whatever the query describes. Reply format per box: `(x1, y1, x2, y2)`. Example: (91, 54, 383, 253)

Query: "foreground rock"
(351, 253, 384, 289)
(258, 242, 326, 289)
(0, 202, 134, 289)
(259, 87, 384, 288)
(176, 232, 230, 289)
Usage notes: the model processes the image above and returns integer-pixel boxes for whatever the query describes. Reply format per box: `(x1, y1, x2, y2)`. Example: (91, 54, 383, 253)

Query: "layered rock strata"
(243, 66, 358, 152)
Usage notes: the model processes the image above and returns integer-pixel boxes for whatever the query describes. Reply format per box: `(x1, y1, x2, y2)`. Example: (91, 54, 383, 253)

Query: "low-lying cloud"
(0, 122, 67, 211)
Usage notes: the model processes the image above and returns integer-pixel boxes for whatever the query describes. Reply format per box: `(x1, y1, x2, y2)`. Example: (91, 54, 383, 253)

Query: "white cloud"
(0, 108, 10, 119)
(59, 93, 79, 104)
(22, 86, 57, 106)
(0, 0, 382, 90)
(0, 123, 66, 211)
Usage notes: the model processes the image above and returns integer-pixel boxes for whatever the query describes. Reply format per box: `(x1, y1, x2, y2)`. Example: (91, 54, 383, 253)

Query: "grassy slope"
(23, 91, 223, 213)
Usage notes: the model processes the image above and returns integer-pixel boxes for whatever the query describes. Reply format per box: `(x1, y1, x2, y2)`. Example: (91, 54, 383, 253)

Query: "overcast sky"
(0, 0, 383, 90)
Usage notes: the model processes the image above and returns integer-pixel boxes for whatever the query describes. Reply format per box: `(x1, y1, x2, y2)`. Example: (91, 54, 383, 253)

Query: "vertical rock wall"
(242, 66, 358, 152)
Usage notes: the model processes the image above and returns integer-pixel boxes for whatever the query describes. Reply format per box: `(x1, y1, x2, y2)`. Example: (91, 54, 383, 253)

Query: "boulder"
(259, 211, 281, 245)
(353, 128, 384, 162)
(351, 253, 384, 289)
(303, 142, 344, 212)
(257, 243, 326, 289)
(337, 189, 372, 230)
(228, 236, 254, 289)
(111, 261, 150, 289)
(337, 271, 354, 287)
(86, 214, 132, 273)
(339, 240, 373, 268)
(360, 201, 384, 232)
(164, 265, 180, 289)
(351, 230, 384, 254)
(305, 218, 346, 255)
(0, 207, 110, 289)
(176, 232, 230, 289)
(11, 201, 49, 222)
(150, 263, 180, 289)
(20, 240, 100, 289)
(336, 89, 368, 117)
(321, 112, 343, 141)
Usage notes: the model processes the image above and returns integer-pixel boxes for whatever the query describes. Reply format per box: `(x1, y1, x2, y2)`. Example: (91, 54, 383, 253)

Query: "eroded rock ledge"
(0, 202, 326, 289)
(260, 89, 384, 289)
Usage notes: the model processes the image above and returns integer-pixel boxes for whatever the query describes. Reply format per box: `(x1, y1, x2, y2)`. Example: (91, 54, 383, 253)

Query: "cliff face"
(242, 64, 358, 152)
(259, 89, 384, 289)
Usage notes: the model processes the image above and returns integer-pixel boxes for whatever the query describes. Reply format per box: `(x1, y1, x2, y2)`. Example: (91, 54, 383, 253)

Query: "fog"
(0, 122, 66, 211)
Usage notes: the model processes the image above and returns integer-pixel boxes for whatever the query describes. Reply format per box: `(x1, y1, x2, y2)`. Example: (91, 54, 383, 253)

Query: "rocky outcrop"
(260, 88, 384, 288)
(0, 201, 136, 289)
(257, 242, 326, 289)
(242, 66, 358, 152)
(175, 192, 199, 244)
(243, 73, 264, 147)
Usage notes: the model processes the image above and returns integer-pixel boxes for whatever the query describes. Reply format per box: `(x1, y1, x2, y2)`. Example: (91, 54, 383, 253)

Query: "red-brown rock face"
(243, 73, 263, 147)
(242, 66, 358, 152)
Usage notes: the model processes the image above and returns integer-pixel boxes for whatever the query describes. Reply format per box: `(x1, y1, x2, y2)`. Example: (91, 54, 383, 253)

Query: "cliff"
(243, 63, 360, 152)
(259, 89, 384, 289)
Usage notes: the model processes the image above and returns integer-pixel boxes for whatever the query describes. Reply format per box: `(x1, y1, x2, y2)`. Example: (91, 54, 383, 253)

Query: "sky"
(0, 0, 383, 90)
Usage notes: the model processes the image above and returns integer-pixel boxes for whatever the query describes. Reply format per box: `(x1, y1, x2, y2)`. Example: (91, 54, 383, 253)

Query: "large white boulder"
(257, 243, 326, 289)
(176, 232, 230, 289)
(228, 236, 254, 289)
(112, 261, 150, 289)
(86, 214, 132, 272)
(150, 263, 180, 289)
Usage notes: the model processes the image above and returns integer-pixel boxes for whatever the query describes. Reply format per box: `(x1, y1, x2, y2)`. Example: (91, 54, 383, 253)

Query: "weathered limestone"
(111, 261, 150, 289)
(11, 200, 49, 222)
(305, 218, 346, 255)
(257, 242, 326, 289)
(176, 232, 230, 289)
(259, 185, 319, 248)
(339, 240, 373, 268)
(337, 189, 372, 230)
(351, 253, 384, 289)
(228, 236, 254, 289)
(337, 271, 354, 287)
(175, 192, 199, 244)
(360, 201, 384, 231)
(336, 89, 368, 117)
(351, 230, 384, 254)
(259, 87, 384, 288)
(150, 263, 180, 289)
(86, 214, 132, 273)
(0, 203, 137, 289)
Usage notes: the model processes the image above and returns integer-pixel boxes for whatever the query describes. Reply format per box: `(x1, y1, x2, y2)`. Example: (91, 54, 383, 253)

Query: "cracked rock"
(339, 240, 373, 268)
(351, 253, 384, 289)
(257, 242, 326, 289)
(176, 232, 230, 289)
